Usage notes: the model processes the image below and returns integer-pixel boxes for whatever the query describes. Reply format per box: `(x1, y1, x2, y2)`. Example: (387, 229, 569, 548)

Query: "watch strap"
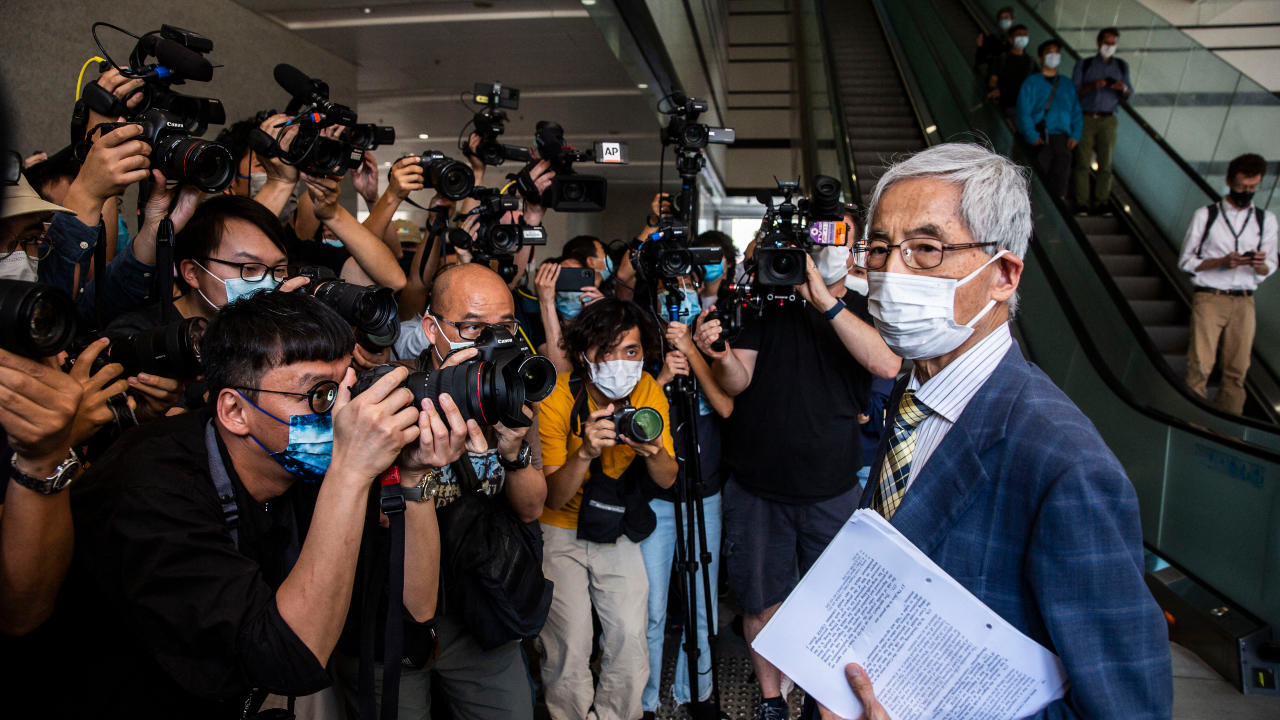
(402, 468, 440, 503)
(823, 297, 847, 320)
(499, 442, 531, 471)
(10, 449, 80, 495)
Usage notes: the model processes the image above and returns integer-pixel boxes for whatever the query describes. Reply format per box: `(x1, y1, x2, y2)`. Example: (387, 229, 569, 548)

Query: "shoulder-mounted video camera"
(751, 175, 848, 287)
(523, 121, 628, 212)
(250, 63, 394, 178)
(73, 23, 234, 193)
(463, 82, 534, 167)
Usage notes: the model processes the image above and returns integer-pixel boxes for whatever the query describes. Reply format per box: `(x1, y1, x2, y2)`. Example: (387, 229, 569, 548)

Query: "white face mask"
(1013, 35, 1030, 50)
(0, 250, 38, 282)
(998, 18, 1013, 30)
(1044, 52, 1062, 69)
(867, 250, 1007, 360)
(249, 172, 269, 197)
(1099, 43, 1117, 59)
(586, 358, 644, 400)
(811, 245, 852, 286)
(844, 273, 869, 296)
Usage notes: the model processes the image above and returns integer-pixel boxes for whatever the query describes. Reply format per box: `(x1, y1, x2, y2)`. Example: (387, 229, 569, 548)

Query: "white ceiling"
(231, 0, 668, 185)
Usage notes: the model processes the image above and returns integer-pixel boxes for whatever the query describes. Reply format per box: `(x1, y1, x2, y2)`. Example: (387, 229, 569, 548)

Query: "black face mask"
(1228, 190, 1255, 207)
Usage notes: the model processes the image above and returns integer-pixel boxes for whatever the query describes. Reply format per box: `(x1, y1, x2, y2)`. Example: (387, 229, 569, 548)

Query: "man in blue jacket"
(820, 143, 1172, 720)
(1016, 40, 1082, 201)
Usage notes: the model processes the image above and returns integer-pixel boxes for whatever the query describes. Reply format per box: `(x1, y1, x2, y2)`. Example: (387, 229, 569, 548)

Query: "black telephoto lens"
(102, 316, 207, 380)
(0, 280, 77, 359)
(154, 135, 235, 193)
(310, 280, 400, 349)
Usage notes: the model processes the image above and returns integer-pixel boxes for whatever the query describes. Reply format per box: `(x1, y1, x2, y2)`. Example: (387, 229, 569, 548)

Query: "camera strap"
(156, 215, 176, 323)
(93, 220, 107, 332)
(359, 473, 408, 720)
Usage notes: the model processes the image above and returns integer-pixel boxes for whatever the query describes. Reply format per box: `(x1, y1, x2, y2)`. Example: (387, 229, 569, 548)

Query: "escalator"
(820, 0, 926, 203)
(816, 0, 1280, 666)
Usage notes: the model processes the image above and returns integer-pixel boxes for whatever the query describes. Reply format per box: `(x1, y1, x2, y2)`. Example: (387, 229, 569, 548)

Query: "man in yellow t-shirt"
(537, 298, 677, 720)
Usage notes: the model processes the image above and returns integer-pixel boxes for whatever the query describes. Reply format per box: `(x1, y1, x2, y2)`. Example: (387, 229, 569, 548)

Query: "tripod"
(649, 144, 726, 720)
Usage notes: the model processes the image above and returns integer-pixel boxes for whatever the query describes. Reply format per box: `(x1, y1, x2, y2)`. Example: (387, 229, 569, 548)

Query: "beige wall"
(0, 0, 355, 157)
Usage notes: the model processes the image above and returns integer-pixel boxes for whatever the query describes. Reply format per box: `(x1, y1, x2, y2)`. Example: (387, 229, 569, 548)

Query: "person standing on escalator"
(1016, 40, 1082, 202)
(1071, 27, 1132, 216)
(1178, 153, 1277, 415)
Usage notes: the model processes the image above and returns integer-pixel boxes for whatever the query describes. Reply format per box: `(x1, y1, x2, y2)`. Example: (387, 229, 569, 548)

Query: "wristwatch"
(499, 442, 533, 471)
(10, 450, 81, 495)
(401, 467, 441, 503)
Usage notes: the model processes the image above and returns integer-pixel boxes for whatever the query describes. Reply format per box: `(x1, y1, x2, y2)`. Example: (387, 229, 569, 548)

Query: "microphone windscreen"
(273, 63, 315, 100)
(154, 38, 213, 82)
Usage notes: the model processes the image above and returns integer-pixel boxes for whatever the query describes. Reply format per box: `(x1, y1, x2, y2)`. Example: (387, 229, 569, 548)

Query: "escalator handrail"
(877, 0, 1280, 462)
(992, 0, 1222, 205)
(857, 0, 939, 153)
(812, 0, 860, 200)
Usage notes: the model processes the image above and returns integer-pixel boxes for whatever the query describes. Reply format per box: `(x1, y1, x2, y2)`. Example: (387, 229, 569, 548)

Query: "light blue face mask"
(556, 290, 587, 319)
(197, 262, 280, 308)
(677, 287, 701, 322)
(703, 261, 724, 282)
(237, 391, 333, 483)
(601, 255, 615, 282)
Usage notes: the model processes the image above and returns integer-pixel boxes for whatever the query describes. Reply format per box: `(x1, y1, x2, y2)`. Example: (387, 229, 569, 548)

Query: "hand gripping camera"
(526, 121, 629, 212)
(351, 327, 556, 428)
(454, 188, 548, 260)
(74, 24, 234, 193)
(250, 64, 394, 178)
(463, 82, 534, 167)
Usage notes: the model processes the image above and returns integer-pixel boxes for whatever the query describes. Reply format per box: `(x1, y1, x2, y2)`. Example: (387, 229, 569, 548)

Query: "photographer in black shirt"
(697, 247, 899, 720)
(40, 291, 445, 719)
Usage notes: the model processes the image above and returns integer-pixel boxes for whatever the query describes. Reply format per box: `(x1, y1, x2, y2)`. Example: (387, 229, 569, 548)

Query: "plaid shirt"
(861, 343, 1172, 719)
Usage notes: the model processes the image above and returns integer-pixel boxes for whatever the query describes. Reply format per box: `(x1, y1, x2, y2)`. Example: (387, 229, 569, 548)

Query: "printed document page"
(751, 510, 1068, 720)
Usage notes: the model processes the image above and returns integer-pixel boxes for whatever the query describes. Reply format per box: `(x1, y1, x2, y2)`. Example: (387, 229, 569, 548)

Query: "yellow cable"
(76, 57, 107, 100)
(518, 324, 539, 354)
(501, 179, 516, 194)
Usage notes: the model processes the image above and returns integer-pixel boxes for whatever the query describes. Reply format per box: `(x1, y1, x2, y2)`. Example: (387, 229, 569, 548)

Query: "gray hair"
(865, 143, 1032, 312)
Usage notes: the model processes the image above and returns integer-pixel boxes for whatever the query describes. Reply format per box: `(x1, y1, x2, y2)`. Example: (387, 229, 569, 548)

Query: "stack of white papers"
(751, 510, 1068, 720)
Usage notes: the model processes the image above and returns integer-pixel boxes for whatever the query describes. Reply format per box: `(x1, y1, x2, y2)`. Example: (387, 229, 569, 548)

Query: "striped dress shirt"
(902, 323, 1012, 487)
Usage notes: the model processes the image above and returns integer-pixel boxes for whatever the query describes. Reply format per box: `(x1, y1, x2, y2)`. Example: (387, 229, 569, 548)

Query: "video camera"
(292, 266, 399, 351)
(630, 218, 722, 285)
(351, 327, 555, 428)
(661, 91, 735, 151)
(752, 175, 848, 287)
(0, 280, 78, 359)
(250, 63, 395, 177)
(462, 82, 534, 167)
(528, 121, 629, 212)
(75, 24, 234, 193)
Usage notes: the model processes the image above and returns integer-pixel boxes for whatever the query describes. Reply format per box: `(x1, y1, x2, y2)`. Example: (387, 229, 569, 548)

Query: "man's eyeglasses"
(237, 379, 340, 414)
(429, 313, 521, 341)
(2, 221, 53, 261)
(861, 239, 997, 270)
(202, 257, 291, 283)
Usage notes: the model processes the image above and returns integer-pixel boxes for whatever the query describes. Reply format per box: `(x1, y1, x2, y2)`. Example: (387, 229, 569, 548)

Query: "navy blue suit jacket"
(860, 341, 1172, 719)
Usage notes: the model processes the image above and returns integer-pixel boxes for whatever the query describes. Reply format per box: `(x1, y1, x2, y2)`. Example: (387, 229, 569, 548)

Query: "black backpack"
(437, 457, 554, 650)
(1194, 203, 1268, 258)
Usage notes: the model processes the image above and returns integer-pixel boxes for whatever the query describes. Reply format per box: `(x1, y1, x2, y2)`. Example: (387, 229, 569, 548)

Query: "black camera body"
(465, 82, 534, 167)
(76, 24, 233, 192)
(293, 266, 399, 351)
(456, 189, 548, 261)
(532, 121, 629, 213)
(0, 280, 77, 359)
(352, 327, 555, 428)
(251, 63, 394, 178)
(630, 219, 723, 284)
(661, 91, 735, 151)
(98, 108, 235, 194)
(91, 316, 207, 381)
(414, 151, 476, 201)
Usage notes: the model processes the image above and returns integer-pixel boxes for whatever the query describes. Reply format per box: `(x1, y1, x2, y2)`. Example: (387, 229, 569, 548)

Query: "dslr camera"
(351, 327, 555, 428)
(528, 121, 629, 212)
(75, 24, 234, 193)
(0, 280, 78, 359)
(292, 266, 400, 351)
(610, 403, 665, 444)
(463, 82, 534, 167)
(88, 316, 207, 380)
(251, 63, 394, 177)
(410, 150, 476, 201)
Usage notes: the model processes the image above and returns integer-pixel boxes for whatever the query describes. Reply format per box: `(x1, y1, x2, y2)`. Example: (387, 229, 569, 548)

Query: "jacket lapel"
(886, 345, 1031, 555)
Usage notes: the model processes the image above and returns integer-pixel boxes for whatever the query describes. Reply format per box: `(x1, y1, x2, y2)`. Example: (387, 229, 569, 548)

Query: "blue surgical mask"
(998, 18, 1012, 30)
(677, 287, 701, 322)
(601, 255, 615, 282)
(1013, 35, 1029, 50)
(703, 262, 725, 282)
(237, 391, 333, 483)
(556, 290, 586, 319)
(197, 261, 280, 308)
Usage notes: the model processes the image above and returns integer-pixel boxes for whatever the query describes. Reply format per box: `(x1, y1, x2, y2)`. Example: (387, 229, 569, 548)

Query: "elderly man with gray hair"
(818, 143, 1172, 720)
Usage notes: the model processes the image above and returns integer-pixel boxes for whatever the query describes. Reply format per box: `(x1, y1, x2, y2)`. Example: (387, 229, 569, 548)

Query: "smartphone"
(555, 267, 597, 291)
(808, 220, 849, 246)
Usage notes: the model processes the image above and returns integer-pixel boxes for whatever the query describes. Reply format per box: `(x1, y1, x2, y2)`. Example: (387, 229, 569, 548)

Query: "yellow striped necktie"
(872, 390, 933, 520)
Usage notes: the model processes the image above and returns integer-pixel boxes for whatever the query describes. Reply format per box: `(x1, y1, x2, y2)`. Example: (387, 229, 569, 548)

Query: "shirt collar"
(908, 323, 1013, 422)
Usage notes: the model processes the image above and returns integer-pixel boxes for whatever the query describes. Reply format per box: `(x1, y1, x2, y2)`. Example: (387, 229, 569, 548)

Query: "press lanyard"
(1219, 201, 1253, 253)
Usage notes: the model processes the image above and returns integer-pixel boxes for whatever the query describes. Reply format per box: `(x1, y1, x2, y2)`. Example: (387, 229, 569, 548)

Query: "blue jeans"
(639, 492, 722, 710)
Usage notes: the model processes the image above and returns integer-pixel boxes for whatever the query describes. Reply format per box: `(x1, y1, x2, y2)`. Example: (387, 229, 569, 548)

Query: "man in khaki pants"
(1178, 153, 1277, 414)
